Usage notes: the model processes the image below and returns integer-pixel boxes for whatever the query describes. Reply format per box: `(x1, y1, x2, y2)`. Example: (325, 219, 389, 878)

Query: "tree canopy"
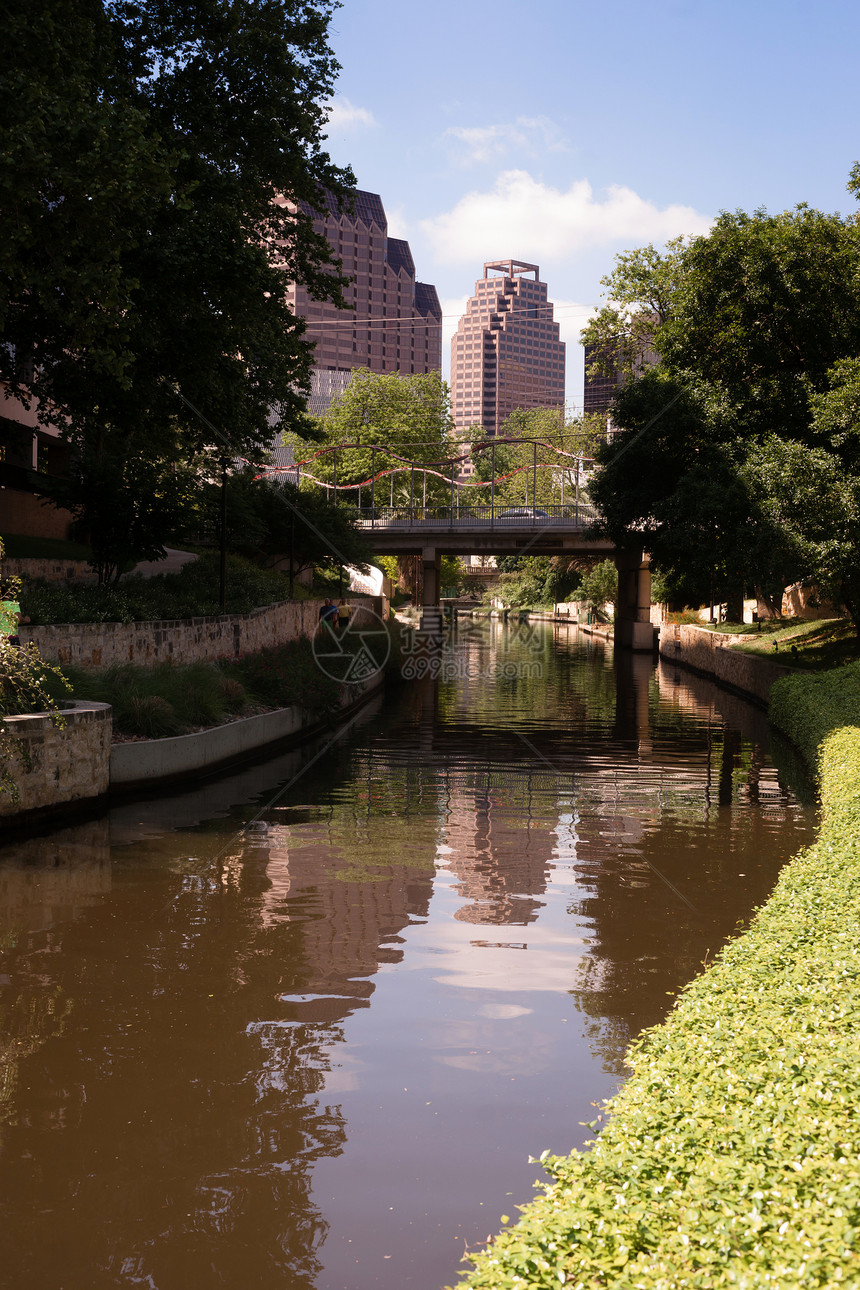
(295, 369, 457, 507)
(586, 172, 860, 619)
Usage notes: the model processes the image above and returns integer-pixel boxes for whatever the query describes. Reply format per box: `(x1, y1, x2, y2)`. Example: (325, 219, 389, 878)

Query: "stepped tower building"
(450, 260, 565, 438)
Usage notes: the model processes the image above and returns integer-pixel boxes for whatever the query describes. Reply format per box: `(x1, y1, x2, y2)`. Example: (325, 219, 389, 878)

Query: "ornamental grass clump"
(44, 637, 341, 738)
(456, 670, 860, 1290)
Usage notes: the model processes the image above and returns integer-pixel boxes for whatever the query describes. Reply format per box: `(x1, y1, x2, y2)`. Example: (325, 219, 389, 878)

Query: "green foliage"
(36, 434, 203, 583)
(570, 559, 618, 613)
(457, 684, 860, 1290)
(770, 658, 860, 771)
(0, 539, 70, 800)
(440, 555, 465, 592)
(588, 186, 860, 618)
(301, 369, 456, 507)
(3, 0, 354, 569)
(581, 236, 688, 381)
(20, 554, 292, 624)
(467, 409, 604, 511)
(490, 557, 584, 608)
(50, 639, 341, 738)
(188, 468, 373, 579)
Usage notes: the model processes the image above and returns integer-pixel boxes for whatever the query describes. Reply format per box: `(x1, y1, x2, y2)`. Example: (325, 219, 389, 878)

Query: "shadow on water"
(0, 624, 817, 1290)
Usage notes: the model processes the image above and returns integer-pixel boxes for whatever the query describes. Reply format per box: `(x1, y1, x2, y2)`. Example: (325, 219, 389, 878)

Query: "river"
(0, 620, 815, 1290)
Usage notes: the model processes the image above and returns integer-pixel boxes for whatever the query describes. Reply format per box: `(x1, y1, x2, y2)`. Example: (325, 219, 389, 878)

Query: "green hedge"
(769, 659, 860, 771)
(456, 673, 860, 1289)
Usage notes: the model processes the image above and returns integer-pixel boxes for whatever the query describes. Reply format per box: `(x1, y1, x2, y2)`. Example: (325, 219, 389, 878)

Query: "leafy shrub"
(458, 677, 860, 1290)
(1, 538, 71, 800)
(225, 640, 340, 715)
(769, 658, 860, 771)
(45, 636, 343, 738)
(20, 554, 292, 625)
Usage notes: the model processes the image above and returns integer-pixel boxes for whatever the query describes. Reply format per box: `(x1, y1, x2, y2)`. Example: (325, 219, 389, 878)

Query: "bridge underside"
(359, 525, 654, 652)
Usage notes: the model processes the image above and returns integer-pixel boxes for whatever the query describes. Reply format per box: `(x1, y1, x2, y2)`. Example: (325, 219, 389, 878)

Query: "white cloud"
(439, 294, 469, 377)
(323, 96, 377, 133)
(385, 204, 409, 240)
(422, 171, 712, 264)
(445, 116, 567, 166)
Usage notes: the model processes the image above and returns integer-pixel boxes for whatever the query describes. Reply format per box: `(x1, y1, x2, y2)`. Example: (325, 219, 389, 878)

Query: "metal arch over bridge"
(259, 437, 654, 650)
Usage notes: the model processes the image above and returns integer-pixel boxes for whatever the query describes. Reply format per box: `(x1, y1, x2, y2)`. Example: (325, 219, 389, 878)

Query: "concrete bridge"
(353, 504, 654, 650)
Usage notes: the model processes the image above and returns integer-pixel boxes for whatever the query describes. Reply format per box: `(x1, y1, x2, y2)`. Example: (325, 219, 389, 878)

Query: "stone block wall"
(20, 597, 387, 669)
(658, 623, 796, 708)
(1, 701, 112, 820)
(2, 556, 96, 584)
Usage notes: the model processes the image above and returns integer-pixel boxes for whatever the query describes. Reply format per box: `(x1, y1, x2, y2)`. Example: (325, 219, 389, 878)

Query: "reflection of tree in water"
(565, 713, 810, 1075)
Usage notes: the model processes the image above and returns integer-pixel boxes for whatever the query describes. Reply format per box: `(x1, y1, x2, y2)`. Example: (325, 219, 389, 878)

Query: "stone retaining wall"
(658, 623, 796, 707)
(2, 556, 96, 584)
(20, 597, 387, 668)
(1, 701, 112, 820)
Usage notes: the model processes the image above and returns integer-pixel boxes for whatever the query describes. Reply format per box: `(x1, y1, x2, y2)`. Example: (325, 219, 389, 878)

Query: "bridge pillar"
(419, 547, 443, 634)
(613, 549, 655, 652)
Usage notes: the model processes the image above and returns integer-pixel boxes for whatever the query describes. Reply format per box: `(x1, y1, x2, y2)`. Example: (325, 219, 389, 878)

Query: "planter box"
(1, 701, 112, 820)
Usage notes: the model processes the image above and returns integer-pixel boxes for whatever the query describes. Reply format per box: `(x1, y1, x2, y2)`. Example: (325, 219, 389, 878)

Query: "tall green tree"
(588, 174, 860, 616)
(300, 369, 456, 507)
(2, 0, 355, 571)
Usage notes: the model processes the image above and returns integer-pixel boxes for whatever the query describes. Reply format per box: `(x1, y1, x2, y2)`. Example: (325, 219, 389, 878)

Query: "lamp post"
(219, 454, 230, 612)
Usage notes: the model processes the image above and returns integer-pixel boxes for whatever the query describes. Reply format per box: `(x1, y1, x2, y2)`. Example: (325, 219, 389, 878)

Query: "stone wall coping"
(658, 623, 798, 707)
(3, 699, 112, 732)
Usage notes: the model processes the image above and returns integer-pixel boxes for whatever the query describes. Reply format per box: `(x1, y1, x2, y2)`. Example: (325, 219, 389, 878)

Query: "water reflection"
(0, 624, 815, 1290)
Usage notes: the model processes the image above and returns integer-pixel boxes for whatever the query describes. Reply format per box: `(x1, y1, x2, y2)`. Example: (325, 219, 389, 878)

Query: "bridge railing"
(352, 502, 600, 529)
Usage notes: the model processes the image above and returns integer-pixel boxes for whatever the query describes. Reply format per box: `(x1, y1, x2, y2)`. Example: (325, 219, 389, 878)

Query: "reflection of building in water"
(252, 811, 435, 1020)
(440, 770, 556, 924)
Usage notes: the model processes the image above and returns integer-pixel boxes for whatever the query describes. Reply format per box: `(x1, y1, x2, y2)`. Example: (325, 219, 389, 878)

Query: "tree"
(301, 369, 456, 507)
(37, 433, 204, 583)
(572, 560, 618, 615)
(581, 237, 688, 383)
(216, 474, 373, 581)
(2, 0, 355, 562)
(467, 408, 605, 511)
(589, 176, 860, 616)
(659, 206, 860, 439)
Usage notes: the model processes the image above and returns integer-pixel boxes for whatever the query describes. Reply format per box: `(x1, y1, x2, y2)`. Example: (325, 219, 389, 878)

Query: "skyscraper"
(450, 260, 565, 437)
(284, 190, 442, 415)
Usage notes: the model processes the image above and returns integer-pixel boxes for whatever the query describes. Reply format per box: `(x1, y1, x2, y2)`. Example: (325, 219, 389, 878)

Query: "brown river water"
(0, 621, 816, 1290)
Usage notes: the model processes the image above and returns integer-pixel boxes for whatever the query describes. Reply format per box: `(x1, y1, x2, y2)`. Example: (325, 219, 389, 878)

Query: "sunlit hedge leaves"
(456, 675, 860, 1289)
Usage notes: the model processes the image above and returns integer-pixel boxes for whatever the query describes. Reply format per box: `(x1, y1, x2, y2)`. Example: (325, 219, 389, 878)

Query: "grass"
(679, 616, 860, 671)
(44, 638, 342, 738)
(455, 666, 860, 1290)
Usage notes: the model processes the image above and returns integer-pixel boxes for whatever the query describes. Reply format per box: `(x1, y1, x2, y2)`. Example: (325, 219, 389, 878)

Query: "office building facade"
(285, 190, 442, 414)
(450, 260, 565, 437)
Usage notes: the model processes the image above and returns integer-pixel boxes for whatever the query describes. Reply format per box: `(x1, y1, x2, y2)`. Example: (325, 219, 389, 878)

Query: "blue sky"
(320, 0, 860, 410)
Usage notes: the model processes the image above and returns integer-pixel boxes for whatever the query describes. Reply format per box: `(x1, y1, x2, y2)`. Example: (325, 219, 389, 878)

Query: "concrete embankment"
(658, 621, 795, 707)
(2, 672, 383, 828)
